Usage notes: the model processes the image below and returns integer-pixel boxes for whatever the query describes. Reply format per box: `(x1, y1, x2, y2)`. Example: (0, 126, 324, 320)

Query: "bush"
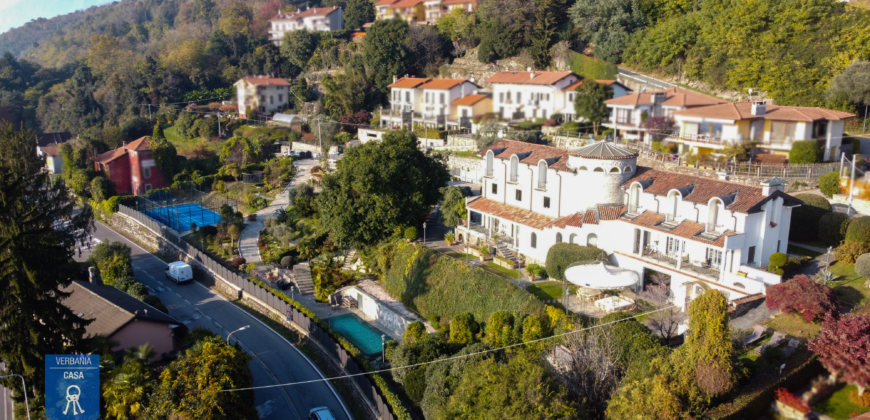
(545, 243, 608, 281)
(818, 212, 852, 246)
(526, 263, 547, 278)
(789, 140, 822, 164)
(846, 216, 870, 244)
(280, 256, 292, 269)
(769, 253, 787, 270)
(231, 257, 246, 268)
(765, 275, 839, 322)
(403, 227, 417, 241)
(835, 240, 870, 264)
(856, 254, 870, 278)
(790, 194, 832, 241)
(143, 295, 169, 314)
(403, 321, 429, 344)
(485, 311, 518, 347)
(449, 312, 479, 345)
(819, 171, 841, 198)
(199, 225, 218, 237)
(444, 232, 455, 243)
(521, 313, 551, 342)
(404, 367, 428, 403)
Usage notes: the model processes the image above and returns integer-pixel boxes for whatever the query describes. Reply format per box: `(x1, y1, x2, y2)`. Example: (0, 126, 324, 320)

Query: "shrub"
(280, 256, 292, 269)
(231, 257, 246, 268)
(247, 214, 257, 222)
(475, 245, 491, 258)
(819, 171, 841, 198)
(449, 312, 479, 345)
(769, 253, 787, 269)
(444, 232, 455, 243)
(403, 321, 429, 344)
(527, 263, 547, 278)
(403, 227, 417, 241)
(390, 339, 443, 385)
(789, 140, 822, 164)
(856, 254, 870, 278)
(765, 275, 839, 322)
(143, 295, 169, 314)
(521, 314, 551, 342)
(790, 194, 832, 241)
(818, 212, 852, 246)
(846, 216, 870, 244)
(199, 225, 218, 237)
(405, 367, 428, 403)
(545, 243, 608, 281)
(485, 311, 518, 347)
(836, 240, 870, 264)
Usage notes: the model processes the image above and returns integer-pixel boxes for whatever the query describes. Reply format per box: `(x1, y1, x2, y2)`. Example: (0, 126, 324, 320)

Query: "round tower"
(566, 142, 639, 206)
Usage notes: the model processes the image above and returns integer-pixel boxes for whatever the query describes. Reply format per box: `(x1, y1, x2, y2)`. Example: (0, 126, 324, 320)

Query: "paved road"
(617, 67, 676, 90)
(0, 384, 12, 420)
(77, 221, 352, 420)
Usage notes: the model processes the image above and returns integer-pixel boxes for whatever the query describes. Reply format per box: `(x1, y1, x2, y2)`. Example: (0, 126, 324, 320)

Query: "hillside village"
(2, 0, 870, 420)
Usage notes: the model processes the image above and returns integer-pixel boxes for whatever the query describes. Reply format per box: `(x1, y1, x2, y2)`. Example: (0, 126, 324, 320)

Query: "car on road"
(165, 261, 193, 284)
(308, 407, 335, 420)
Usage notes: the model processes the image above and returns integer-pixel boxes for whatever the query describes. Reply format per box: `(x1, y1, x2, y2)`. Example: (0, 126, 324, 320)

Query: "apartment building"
(234, 76, 291, 119)
(269, 7, 344, 45)
(560, 79, 631, 122)
(381, 76, 480, 129)
(457, 139, 800, 309)
(485, 71, 583, 121)
(604, 87, 727, 142)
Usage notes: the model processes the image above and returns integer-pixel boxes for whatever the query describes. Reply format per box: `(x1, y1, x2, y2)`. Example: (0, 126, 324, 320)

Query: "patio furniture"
(757, 331, 786, 355)
(744, 325, 767, 346)
(594, 296, 635, 313)
(576, 287, 603, 303)
(783, 338, 801, 357)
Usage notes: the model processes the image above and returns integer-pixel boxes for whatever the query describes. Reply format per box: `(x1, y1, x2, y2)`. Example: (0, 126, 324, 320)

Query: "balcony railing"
(642, 248, 721, 279)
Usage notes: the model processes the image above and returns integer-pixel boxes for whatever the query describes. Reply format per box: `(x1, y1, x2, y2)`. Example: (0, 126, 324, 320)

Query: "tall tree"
(281, 30, 320, 70)
(568, 0, 645, 63)
(826, 61, 870, 113)
(363, 19, 411, 102)
(345, 0, 375, 31)
(152, 122, 166, 140)
(318, 130, 450, 247)
(439, 185, 467, 228)
(684, 289, 735, 398)
(809, 313, 870, 396)
(573, 80, 613, 136)
(0, 123, 94, 417)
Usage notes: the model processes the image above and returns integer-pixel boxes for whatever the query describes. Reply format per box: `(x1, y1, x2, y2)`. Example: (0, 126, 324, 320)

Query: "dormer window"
(486, 151, 494, 177)
(707, 198, 723, 233)
(537, 161, 547, 189)
(666, 191, 681, 223)
(509, 155, 519, 183)
(628, 184, 641, 214)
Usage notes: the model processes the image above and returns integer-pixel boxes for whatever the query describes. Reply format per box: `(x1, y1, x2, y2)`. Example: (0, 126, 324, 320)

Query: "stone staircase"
(494, 241, 519, 265)
(291, 262, 315, 294)
(341, 249, 358, 271)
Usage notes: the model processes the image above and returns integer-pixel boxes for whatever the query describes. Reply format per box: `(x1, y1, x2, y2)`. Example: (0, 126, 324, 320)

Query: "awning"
(564, 261, 639, 289)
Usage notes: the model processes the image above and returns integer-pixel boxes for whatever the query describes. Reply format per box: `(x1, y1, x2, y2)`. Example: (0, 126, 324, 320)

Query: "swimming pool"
(144, 203, 222, 231)
(329, 313, 389, 357)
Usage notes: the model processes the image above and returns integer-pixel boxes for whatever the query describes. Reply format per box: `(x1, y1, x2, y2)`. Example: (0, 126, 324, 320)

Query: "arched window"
(593, 167, 604, 173)
(667, 191, 681, 222)
(707, 198, 722, 232)
(556, 233, 562, 243)
(510, 155, 519, 183)
(537, 161, 547, 189)
(486, 151, 494, 176)
(587, 233, 598, 247)
(578, 166, 588, 171)
(734, 282, 745, 289)
(624, 166, 633, 173)
(609, 167, 620, 173)
(569, 233, 577, 244)
(531, 232, 537, 248)
(629, 184, 641, 214)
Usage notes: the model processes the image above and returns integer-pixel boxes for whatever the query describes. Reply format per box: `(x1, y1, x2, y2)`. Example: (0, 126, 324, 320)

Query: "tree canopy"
(573, 80, 614, 135)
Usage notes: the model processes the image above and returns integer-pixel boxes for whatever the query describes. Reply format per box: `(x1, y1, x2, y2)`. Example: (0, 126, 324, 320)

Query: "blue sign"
(45, 355, 100, 420)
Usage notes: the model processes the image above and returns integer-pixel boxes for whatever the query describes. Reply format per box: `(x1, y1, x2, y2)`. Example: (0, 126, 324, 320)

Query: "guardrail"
(117, 204, 408, 420)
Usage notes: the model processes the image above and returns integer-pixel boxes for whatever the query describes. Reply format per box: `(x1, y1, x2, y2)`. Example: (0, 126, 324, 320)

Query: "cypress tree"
(0, 123, 95, 417)
(152, 122, 166, 140)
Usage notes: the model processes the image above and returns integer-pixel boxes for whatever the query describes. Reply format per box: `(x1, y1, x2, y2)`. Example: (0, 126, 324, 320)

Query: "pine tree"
(0, 123, 95, 417)
(152, 122, 166, 140)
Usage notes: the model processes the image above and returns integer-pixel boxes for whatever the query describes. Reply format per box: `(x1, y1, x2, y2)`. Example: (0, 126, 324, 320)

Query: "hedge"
(788, 140, 822, 164)
(706, 349, 822, 420)
(818, 212, 852, 247)
(248, 277, 412, 420)
(383, 244, 546, 322)
(789, 194, 832, 242)
(545, 243, 608, 281)
(856, 253, 870, 278)
(819, 171, 841, 198)
(846, 216, 870, 244)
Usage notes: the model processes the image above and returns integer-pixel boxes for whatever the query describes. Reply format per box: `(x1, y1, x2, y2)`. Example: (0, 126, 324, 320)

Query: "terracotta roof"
(36, 132, 72, 147)
(621, 211, 737, 247)
(452, 94, 490, 106)
(95, 137, 152, 164)
(548, 213, 585, 229)
(466, 197, 555, 230)
(484, 71, 578, 86)
(673, 102, 856, 122)
(598, 206, 625, 221)
(624, 167, 801, 214)
(375, 0, 398, 5)
(605, 87, 726, 108)
(390, 0, 423, 7)
(61, 280, 180, 338)
(388, 77, 430, 88)
(237, 76, 291, 86)
(479, 139, 573, 172)
(442, 0, 477, 4)
(563, 79, 624, 91)
(40, 144, 60, 157)
(571, 142, 637, 160)
(419, 79, 478, 90)
(294, 6, 341, 18)
(584, 210, 598, 225)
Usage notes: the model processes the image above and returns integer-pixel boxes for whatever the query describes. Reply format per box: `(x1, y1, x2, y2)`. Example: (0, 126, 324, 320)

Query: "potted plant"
(476, 246, 491, 262)
(445, 232, 455, 245)
(527, 263, 546, 281)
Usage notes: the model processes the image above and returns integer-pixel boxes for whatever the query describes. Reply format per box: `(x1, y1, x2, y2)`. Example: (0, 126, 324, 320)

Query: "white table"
(594, 296, 634, 313)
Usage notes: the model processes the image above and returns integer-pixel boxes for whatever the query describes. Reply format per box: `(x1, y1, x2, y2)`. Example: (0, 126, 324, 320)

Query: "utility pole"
(147, 104, 152, 120)
(864, 104, 868, 134)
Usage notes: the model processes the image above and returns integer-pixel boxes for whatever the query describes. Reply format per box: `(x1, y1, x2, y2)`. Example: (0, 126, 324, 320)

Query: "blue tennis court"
(143, 203, 221, 231)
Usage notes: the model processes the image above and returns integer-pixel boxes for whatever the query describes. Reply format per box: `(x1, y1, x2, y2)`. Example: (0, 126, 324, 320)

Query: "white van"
(165, 262, 193, 285)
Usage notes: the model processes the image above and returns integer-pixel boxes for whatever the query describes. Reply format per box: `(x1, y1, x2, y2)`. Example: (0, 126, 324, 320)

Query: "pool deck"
(278, 289, 401, 343)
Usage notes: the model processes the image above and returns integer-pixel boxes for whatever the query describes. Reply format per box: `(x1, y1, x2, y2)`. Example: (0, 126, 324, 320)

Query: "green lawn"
(234, 125, 298, 140)
(526, 281, 577, 302)
(481, 262, 519, 278)
(445, 251, 475, 261)
(813, 385, 870, 420)
(764, 312, 822, 340)
(787, 244, 823, 258)
(829, 262, 870, 306)
(164, 125, 222, 157)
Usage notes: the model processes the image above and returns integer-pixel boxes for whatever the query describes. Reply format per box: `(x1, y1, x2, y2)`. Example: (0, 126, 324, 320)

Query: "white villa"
(603, 87, 727, 143)
(380, 76, 481, 130)
(457, 139, 801, 309)
(234, 76, 291, 119)
(269, 7, 344, 45)
(561, 79, 631, 123)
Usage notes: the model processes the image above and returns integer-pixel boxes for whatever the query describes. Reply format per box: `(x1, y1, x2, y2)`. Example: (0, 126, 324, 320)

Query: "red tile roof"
(484, 71, 578, 86)
(237, 76, 291, 86)
(95, 137, 151, 165)
(548, 213, 585, 229)
(598, 206, 625, 221)
(605, 87, 725, 108)
(375, 0, 398, 5)
(418, 79, 478, 90)
(563, 79, 623, 91)
(388, 77, 430, 88)
(622, 211, 736, 247)
(442, 0, 478, 4)
(673, 102, 856, 122)
(479, 139, 573, 172)
(452, 94, 490, 106)
(466, 197, 555, 230)
(40, 144, 60, 157)
(390, 0, 423, 7)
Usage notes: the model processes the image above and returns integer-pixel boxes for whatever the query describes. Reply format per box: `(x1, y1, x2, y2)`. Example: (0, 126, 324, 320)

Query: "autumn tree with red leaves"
(339, 110, 372, 132)
(765, 275, 839, 322)
(809, 313, 870, 395)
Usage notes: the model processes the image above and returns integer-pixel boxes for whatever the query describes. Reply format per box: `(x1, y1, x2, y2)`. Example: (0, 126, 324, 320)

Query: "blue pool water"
(144, 203, 222, 231)
(329, 313, 389, 357)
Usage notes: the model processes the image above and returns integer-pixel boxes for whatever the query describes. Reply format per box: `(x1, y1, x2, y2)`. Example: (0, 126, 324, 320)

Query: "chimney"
(761, 177, 787, 196)
(716, 171, 730, 181)
(469, 76, 475, 84)
(751, 101, 766, 117)
(392, 75, 398, 84)
(88, 266, 102, 285)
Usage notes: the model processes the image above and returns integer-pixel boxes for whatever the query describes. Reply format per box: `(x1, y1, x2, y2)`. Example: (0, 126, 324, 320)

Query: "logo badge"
(45, 355, 100, 420)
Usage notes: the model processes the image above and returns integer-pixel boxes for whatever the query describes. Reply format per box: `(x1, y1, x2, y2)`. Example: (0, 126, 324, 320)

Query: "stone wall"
(447, 155, 483, 183)
(636, 157, 820, 191)
(290, 141, 322, 155)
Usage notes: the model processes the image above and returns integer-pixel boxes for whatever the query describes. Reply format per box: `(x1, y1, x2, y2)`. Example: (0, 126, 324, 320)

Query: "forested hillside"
(0, 7, 96, 58)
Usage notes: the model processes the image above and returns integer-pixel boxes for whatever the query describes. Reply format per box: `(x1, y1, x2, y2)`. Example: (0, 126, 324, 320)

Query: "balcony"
(641, 248, 721, 280)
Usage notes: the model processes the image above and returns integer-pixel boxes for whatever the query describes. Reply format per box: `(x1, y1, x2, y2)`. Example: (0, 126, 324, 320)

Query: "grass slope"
(164, 126, 221, 157)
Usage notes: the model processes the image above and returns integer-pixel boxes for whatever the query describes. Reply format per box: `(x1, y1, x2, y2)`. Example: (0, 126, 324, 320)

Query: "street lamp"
(0, 374, 31, 420)
(381, 334, 386, 367)
(227, 325, 250, 345)
(423, 222, 427, 245)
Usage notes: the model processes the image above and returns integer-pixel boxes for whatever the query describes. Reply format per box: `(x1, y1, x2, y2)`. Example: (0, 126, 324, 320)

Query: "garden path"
(239, 159, 317, 264)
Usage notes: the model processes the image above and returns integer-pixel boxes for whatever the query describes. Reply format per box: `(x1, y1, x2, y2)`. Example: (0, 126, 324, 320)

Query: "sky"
(0, 0, 112, 35)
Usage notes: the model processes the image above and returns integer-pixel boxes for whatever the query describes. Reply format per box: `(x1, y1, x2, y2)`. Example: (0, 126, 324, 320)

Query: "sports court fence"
(136, 185, 238, 231)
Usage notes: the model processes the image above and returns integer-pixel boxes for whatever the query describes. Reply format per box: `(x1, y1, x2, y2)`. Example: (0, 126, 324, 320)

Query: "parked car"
(308, 407, 335, 420)
(165, 261, 193, 284)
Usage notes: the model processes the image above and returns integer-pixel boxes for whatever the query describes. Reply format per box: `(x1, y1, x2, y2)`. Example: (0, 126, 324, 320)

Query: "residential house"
(424, 0, 444, 21)
(604, 87, 727, 142)
(457, 139, 800, 310)
(269, 7, 344, 45)
(390, 0, 426, 23)
(375, 0, 400, 20)
(485, 71, 583, 121)
(61, 277, 181, 358)
(36, 132, 72, 174)
(94, 136, 169, 195)
(452, 93, 492, 129)
(560, 80, 632, 122)
(381, 76, 480, 130)
(442, 0, 479, 12)
(671, 102, 855, 161)
(234, 76, 291, 119)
